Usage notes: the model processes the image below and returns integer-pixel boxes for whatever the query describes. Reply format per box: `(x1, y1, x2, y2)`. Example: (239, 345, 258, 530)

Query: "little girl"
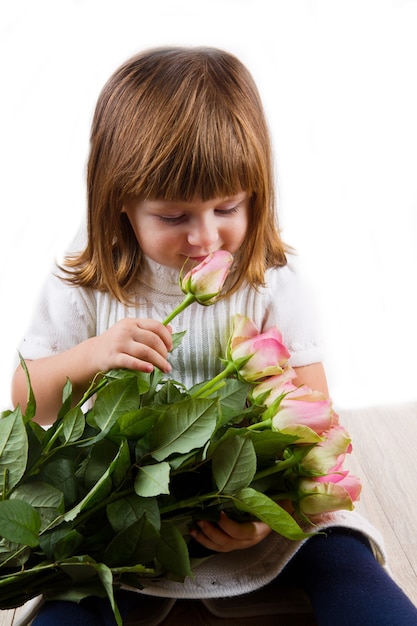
(12, 46, 417, 625)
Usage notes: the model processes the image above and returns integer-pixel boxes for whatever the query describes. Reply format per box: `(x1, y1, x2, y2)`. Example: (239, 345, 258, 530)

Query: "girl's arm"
(292, 362, 329, 396)
(12, 318, 172, 425)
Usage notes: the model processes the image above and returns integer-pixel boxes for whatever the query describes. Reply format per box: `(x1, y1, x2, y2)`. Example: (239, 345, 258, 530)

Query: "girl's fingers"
(191, 513, 272, 552)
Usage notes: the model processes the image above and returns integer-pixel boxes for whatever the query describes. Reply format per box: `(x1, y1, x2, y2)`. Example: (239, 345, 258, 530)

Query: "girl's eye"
(215, 205, 239, 216)
(156, 204, 240, 224)
(157, 215, 186, 224)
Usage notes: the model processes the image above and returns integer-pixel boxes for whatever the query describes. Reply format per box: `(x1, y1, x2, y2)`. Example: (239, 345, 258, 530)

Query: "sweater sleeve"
(18, 266, 97, 360)
(262, 260, 324, 367)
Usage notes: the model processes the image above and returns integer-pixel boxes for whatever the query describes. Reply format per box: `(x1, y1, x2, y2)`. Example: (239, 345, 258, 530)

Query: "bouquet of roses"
(0, 251, 361, 624)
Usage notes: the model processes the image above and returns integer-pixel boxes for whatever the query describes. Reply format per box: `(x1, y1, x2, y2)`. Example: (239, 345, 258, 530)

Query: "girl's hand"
(190, 512, 272, 552)
(90, 318, 173, 374)
(12, 317, 172, 425)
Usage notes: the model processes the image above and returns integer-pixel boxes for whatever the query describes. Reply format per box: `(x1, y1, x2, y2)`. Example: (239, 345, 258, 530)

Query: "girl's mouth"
(189, 256, 209, 263)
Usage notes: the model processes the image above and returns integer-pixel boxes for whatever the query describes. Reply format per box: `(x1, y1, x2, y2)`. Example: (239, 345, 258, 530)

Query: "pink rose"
(180, 250, 234, 304)
(227, 314, 291, 382)
(251, 368, 297, 405)
(270, 387, 335, 442)
(300, 425, 352, 475)
(297, 473, 362, 515)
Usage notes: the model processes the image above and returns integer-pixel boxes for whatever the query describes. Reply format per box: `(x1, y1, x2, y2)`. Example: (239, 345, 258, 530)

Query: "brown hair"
(63, 46, 288, 303)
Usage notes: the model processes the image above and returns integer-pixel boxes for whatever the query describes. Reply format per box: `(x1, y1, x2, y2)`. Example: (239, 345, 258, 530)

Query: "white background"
(1, 0, 416, 411)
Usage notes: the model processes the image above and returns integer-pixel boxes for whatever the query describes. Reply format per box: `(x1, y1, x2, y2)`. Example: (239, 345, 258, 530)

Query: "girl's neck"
(139, 255, 183, 296)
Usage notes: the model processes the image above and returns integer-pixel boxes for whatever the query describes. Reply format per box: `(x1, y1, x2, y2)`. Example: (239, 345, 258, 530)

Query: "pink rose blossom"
(251, 368, 297, 405)
(297, 473, 362, 515)
(227, 314, 291, 382)
(180, 250, 234, 304)
(271, 388, 335, 442)
(301, 425, 352, 475)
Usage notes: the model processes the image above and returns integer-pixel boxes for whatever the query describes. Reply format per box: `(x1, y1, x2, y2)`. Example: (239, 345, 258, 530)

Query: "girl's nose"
(187, 217, 219, 248)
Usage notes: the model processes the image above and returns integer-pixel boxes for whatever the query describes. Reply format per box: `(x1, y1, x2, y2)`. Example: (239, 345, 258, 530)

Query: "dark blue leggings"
(278, 527, 417, 625)
(31, 528, 417, 625)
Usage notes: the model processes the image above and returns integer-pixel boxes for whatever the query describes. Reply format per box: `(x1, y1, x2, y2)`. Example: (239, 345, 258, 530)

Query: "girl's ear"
(120, 205, 126, 213)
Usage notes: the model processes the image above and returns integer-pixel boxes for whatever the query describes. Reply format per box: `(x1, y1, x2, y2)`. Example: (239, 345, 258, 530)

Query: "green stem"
(247, 418, 273, 431)
(253, 456, 297, 481)
(77, 374, 109, 408)
(0, 567, 68, 604)
(42, 423, 64, 455)
(195, 380, 227, 399)
(163, 293, 196, 325)
(0, 544, 29, 569)
(40, 374, 109, 461)
(191, 361, 236, 398)
(159, 491, 220, 514)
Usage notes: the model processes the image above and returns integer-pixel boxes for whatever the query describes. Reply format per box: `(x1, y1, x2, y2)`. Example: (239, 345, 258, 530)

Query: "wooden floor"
(2, 401, 417, 625)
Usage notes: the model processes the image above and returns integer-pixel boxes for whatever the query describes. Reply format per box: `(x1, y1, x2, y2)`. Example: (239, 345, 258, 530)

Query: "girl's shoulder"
(263, 255, 312, 299)
(34, 263, 106, 329)
(44, 263, 97, 305)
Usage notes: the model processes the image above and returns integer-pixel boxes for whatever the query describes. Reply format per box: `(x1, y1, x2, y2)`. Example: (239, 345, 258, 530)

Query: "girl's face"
(123, 192, 249, 271)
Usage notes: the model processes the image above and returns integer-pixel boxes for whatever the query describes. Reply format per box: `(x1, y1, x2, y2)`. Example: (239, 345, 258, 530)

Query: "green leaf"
(116, 408, 156, 439)
(38, 454, 79, 507)
(0, 537, 30, 567)
(83, 439, 120, 491)
(26, 419, 45, 467)
(56, 556, 122, 624)
(107, 495, 160, 533)
(0, 406, 28, 493)
(140, 368, 167, 405)
(111, 438, 131, 488)
(87, 377, 139, 440)
(62, 407, 85, 444)
(167, 450, 198, 470)
(92, 562, 122, 626)
(153, 381, 186, 406)
(212, 435, 257, 494)
(151, 398, 218, 461)
(103, 516, 159, 568)
(58, 554, 103, 581)
(18, 354, 36, 420)
(134, 462, 171, 497)
(157, 521, 192, 581)
(105, 368, 151, 396)
(216, 379, 250, 426)
(78, 436, 130, 500)
(231, 488, 310, 540)
(63, 440, 125, 522)
(0, 500, 41, 547)
(249, 429, 298, 460)
(171, 331, 187, 350)
(40, 525, 84, 561)
(10, 482, 64, 530)
(57, 379, 73, 421)
(44, 582, 107, 605)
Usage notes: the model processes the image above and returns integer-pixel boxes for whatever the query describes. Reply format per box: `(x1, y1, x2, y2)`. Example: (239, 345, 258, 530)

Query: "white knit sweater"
(19, 256, 388, 598)
(19, 255, 323, 382)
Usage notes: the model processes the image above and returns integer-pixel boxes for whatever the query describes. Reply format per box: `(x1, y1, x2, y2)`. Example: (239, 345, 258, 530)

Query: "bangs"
(117, 48, 266, 203)
(136, 108, 257, 202)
